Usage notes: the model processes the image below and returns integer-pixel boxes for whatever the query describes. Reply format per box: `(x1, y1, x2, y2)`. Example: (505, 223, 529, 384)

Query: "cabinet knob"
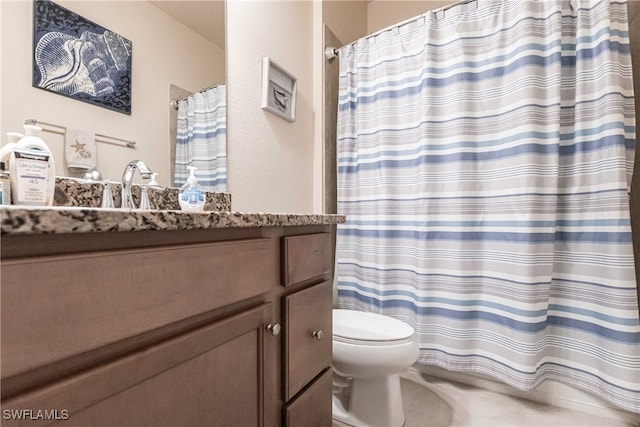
(311, 330, 324, 341)
(266, 323, 281, 336)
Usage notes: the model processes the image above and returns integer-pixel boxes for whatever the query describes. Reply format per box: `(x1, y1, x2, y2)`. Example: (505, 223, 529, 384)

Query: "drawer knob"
(266, 323, 281, 336)
(312, 330, 324, 341)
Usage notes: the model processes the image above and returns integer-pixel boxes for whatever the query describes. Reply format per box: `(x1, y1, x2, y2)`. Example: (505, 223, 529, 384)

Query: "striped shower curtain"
(336, 0, 640, 413)
(175, 84, 227, 191)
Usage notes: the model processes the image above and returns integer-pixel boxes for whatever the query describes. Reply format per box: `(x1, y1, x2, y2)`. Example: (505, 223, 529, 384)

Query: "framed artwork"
(261, 57, 297, 122)
(32, 0, 132, 115)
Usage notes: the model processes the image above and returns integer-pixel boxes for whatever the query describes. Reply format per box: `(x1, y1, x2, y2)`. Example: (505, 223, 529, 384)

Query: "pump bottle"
(9, 125, 56, 206)
(178, 166, 206, 212)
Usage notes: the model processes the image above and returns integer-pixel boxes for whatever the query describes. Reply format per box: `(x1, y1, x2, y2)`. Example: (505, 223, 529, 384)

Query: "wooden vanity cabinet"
(1, 225, 336, 427)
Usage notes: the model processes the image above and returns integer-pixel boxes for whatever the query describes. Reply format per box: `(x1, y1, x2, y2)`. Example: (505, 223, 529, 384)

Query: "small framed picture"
(261, 57, 296, 122)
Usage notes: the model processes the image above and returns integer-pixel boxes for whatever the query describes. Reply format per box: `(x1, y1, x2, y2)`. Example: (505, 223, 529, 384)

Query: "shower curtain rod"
(325, 0, 478, 61)
(170, 82, 226, 110)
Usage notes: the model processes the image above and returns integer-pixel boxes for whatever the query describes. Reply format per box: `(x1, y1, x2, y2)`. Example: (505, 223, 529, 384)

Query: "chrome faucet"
(121, 160, 153, 209)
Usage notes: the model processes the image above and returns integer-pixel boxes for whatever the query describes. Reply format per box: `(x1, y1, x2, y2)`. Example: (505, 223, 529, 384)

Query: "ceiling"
(150, 1, 225, 50)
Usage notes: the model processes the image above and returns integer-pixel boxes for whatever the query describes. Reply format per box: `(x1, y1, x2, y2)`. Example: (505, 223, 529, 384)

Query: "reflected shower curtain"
(336, 0, 640, 412)
(175, 84, 227, 191)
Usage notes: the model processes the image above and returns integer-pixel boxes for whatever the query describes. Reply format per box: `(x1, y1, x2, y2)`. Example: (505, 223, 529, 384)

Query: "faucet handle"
(139, 186, 151, 210)
(101, 182, 114, 208)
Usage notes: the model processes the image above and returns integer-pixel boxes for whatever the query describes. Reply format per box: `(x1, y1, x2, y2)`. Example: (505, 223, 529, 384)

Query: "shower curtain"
(336, 0, 640, 413)
(175, 84, 227, 191)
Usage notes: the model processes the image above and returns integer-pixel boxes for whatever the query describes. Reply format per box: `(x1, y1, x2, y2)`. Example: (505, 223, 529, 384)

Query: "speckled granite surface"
(1, 177, 344, 235)
(0, 206, 346, 235)
(54, 177, 232, 211)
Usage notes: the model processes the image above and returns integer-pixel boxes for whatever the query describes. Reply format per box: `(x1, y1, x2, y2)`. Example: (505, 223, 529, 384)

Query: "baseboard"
(408, 365, 638, 425)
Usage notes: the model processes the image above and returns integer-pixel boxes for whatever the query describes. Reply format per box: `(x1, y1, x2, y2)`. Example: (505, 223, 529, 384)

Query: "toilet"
(332, 309, 419, 427)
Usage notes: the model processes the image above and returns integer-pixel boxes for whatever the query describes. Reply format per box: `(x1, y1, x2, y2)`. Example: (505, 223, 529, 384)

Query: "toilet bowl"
(332, 309, 419, 427)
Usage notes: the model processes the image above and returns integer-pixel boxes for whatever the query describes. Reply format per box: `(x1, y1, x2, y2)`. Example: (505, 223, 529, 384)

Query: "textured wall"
(226, 1, 315, 213)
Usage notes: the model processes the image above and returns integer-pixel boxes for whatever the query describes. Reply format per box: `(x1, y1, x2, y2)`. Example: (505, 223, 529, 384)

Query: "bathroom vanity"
(0, 205, 344, 427)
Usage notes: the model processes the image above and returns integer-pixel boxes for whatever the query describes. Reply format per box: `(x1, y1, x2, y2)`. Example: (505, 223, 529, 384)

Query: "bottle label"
(0, 176, 10, 205)
(13, 149, 49, 204)
(181, 188, 204, 204)
(179, 187, 205, 212)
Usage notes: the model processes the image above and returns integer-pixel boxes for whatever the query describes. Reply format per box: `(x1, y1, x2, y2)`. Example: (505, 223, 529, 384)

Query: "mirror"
(150, 1, 227, 192)
(0, 0, 226, 189)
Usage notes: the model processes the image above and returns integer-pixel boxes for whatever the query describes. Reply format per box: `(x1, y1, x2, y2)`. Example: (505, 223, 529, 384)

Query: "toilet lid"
(333, 309, 415, 342)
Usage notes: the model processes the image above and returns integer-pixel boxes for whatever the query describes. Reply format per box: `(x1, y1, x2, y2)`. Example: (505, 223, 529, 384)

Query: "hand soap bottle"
(178, 166, 206, 212)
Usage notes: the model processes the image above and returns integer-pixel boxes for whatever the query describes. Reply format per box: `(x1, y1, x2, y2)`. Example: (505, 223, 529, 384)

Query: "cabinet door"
(283, 368, 332, 427)
(2, 304, 271, 427)
(283, 280, 332, 401)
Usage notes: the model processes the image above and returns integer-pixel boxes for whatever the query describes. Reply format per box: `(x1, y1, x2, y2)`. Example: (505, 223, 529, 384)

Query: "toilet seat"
(333, 333, 416, 346)
(333, 309, 415, 344)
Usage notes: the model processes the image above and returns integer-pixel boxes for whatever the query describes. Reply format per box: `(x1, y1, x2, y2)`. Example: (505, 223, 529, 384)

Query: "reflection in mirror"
(172, 83, 227, 191)
(151, 0, 227, 192)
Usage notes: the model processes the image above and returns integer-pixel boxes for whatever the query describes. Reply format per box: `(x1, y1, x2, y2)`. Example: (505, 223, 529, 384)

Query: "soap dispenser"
(148, 172, 160, 187)
(178, 166, 206, 212)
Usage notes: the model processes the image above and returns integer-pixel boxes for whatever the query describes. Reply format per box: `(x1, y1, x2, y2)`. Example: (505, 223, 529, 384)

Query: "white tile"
(398, 371, 637, 427)
(331, 370, 636, 427)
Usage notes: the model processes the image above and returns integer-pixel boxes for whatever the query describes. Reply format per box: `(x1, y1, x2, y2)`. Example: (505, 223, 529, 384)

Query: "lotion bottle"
(178, 166, 206, 212)
(10, 125, 56, 206)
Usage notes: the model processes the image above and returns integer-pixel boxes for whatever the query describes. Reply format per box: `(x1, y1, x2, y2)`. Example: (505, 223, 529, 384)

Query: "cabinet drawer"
(283, 280, 332, 401)
(283, 368, 332, 427)
(1, 238, 278, 378)
(282, 233, 332, 287)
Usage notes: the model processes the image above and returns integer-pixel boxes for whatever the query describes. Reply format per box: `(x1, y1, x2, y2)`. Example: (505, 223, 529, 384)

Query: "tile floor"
(333, 370, 638, 427)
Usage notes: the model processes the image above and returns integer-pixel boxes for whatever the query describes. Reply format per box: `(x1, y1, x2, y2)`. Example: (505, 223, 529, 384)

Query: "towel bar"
(23, 118, 136, 148)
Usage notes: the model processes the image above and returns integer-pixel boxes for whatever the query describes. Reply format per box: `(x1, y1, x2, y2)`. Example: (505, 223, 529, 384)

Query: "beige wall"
(226, 0, 316, 213)
(323, 0, 368, 46)
(0, 0, 224, 187)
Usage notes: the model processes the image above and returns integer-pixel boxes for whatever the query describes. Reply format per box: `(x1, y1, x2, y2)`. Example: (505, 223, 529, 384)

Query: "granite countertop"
(0, 205, 346, 235)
